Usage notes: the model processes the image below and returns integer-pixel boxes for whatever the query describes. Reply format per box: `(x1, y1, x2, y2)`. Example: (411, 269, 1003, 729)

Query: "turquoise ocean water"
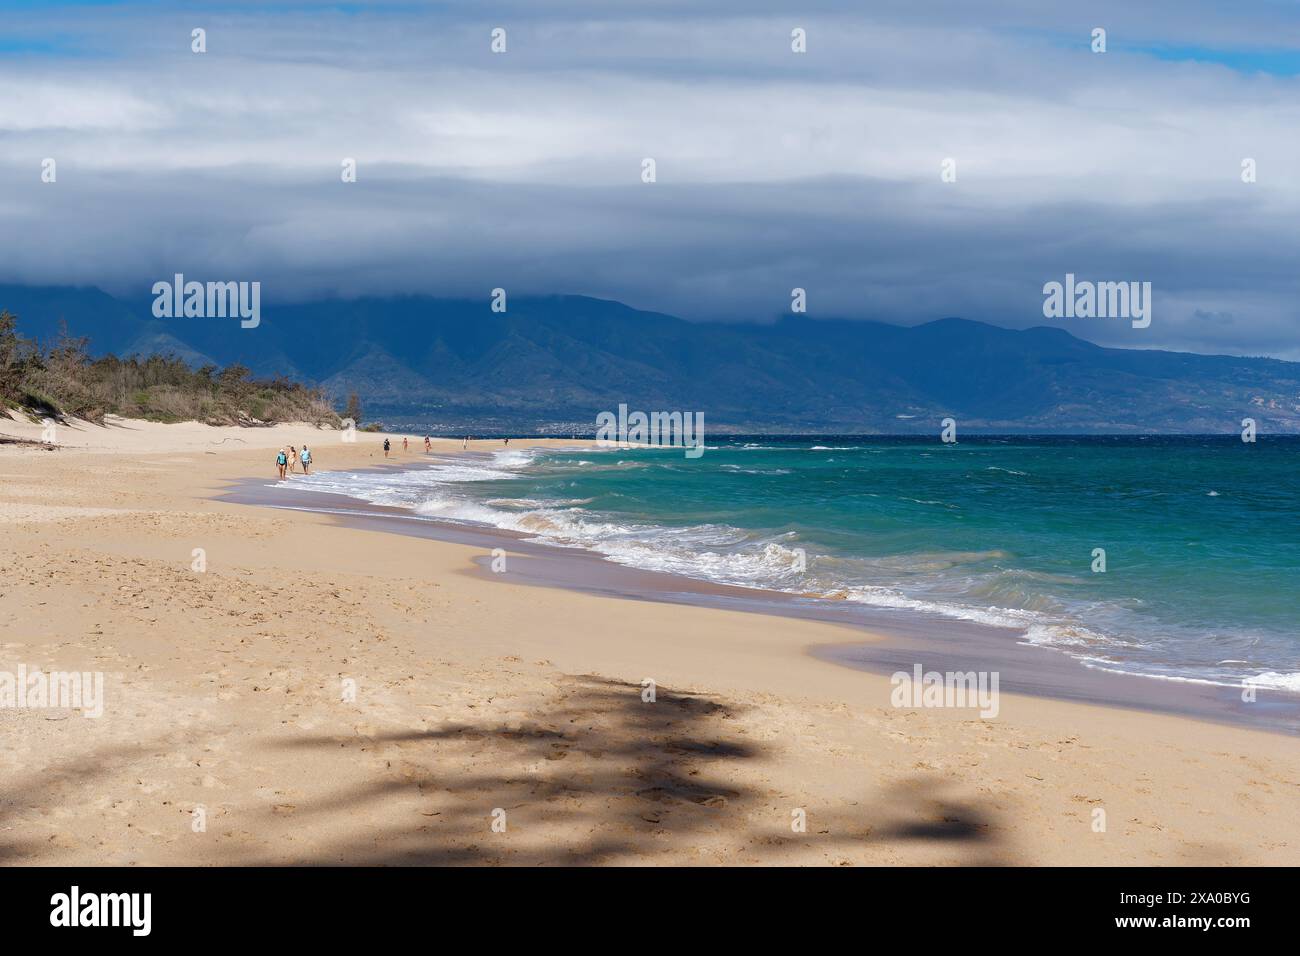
(286, 436, 1300, 692)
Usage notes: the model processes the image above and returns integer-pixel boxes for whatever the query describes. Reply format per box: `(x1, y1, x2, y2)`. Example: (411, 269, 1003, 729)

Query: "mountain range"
(3, 283, 1298, 433)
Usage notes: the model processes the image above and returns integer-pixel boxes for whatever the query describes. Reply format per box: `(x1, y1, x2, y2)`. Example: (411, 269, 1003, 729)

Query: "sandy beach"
(1, 414, 1296, 866)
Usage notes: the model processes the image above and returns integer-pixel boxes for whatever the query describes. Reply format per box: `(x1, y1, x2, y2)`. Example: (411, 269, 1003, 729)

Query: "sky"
(1, 1, 1299, 358)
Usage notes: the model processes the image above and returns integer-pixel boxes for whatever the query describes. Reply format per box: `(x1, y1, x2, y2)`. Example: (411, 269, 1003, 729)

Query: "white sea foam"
(720, 464, 793, 475)
(277, 450, 533, 510)
(274, 452, 1300, 697)
(1071, 659, 1300, 693)
(1249, 671, 1300, 692)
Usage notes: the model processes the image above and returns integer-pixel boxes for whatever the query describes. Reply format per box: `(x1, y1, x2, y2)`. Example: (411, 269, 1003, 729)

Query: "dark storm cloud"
(0, 0, 1297, 357)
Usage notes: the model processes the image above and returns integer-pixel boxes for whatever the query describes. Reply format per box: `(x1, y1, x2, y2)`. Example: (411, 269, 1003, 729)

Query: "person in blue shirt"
(300, 445, 312, 475)
(275, 448, 287, 479)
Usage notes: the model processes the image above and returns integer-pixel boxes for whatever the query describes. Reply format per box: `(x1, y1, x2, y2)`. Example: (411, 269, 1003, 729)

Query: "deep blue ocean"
(285, 436, 1300, 692)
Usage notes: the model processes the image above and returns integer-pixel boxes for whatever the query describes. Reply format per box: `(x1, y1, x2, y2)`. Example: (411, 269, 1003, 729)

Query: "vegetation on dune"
(0, 309, 342, 427)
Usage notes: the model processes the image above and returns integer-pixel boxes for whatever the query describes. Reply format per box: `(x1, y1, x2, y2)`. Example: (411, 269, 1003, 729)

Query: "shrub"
(0, 309, 345, 429)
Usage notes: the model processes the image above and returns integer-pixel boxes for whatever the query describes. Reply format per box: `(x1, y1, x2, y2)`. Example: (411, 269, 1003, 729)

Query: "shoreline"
(224, 457, 1300, 736)
(1, 418, 1297, 865)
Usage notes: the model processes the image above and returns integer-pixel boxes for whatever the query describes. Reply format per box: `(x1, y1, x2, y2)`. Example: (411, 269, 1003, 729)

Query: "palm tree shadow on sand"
(0, 740, 158, 863)
(247, 674, 1011, 866)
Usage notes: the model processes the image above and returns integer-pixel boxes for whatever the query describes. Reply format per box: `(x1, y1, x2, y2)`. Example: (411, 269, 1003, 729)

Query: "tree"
(343, 392, 362, 426)
(0, 310, 25, 400)
(49, 321, 90, 376)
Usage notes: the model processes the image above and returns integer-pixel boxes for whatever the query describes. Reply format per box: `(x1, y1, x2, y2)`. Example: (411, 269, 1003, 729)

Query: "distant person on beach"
(276, 448, 287, 479)
(301, 445, 312, 474)
(383, 438, 391, 457)
(424, 436, 431, 453)
(463, 436, 468, 450)
(503, 437, 509, 446)
(287, 445, 298, 473)
(403, 437, 409, 453)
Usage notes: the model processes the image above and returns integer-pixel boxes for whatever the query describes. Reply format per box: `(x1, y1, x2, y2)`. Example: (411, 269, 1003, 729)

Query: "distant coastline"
(7, 287, 1300, 433)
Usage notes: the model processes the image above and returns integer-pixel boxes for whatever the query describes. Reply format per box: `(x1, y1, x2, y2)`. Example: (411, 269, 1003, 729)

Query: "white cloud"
(0, 1, 1297, 357)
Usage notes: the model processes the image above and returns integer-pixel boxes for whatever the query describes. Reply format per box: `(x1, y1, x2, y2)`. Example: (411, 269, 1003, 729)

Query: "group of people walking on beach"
(382, 435, 436, 457)
(380, 435, 502, 457)
(275, 445, 311, 479)
(280, 434, 511, 475)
